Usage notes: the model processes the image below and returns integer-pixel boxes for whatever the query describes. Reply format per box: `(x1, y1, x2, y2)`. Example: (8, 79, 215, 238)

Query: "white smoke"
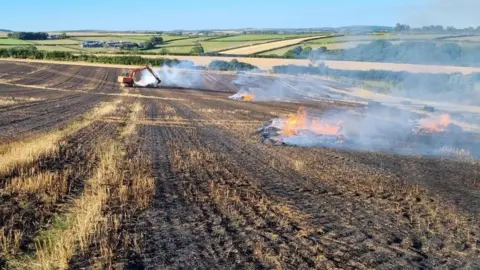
(265, 106, 479, 159)
(135, 63, 203, 89)
(231, 71, 336, 102)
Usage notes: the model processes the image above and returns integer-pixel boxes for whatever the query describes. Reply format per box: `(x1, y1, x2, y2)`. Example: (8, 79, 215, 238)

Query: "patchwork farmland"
(218, 35, 328, 55)
(4, 32, 480, 59)
(0, 33, 323, 55)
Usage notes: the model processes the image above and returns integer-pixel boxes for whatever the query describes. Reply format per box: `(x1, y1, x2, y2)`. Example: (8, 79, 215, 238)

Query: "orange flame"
(419, 113, 451, 132)
(281, 107, 342, 136)
(243, 93, 254, 101)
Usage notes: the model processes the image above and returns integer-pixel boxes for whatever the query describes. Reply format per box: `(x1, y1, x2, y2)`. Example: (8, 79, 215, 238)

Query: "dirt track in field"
(0, 61, 479, 269)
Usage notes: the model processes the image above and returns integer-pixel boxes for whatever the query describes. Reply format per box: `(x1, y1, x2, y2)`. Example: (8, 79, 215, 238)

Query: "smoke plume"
(135, 62, 203, 89)
(260, 105, 479, 160)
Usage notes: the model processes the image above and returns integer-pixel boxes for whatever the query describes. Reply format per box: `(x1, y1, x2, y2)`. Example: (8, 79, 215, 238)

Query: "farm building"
(105, 41, 140, 48)
(81, 40, 104, 48)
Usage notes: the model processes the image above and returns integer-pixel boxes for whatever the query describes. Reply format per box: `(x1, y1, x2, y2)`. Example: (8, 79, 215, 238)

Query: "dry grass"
(0, 100, 119, 175)
(0, 96, 44, 103)
(0, 100, 121, 265)
(0, 99, 17, 105)
(197, 108, 251, 114)
(0, 96, 42, 106)
(0, 228, 23, 258)
(6, 100, 154, 269)
(4, 170, 72, 203)
(120, 101, 142, 138)
(169, 143, 334, 268)
(220, 36, 326, 55)
(253, 240, 283, 270)
(28, 141, 120, 269)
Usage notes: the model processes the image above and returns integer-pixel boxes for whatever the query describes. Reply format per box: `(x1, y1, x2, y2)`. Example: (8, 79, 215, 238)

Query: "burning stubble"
(258, 106, 479, 159)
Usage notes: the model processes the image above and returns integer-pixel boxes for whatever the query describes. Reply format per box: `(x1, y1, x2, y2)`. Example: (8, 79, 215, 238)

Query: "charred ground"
(0, 60, 479, 269)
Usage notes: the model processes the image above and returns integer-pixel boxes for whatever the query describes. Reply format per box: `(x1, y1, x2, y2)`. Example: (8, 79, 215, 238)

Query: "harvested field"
(220, 36, 327, 55)
(0, 61, 479, 269)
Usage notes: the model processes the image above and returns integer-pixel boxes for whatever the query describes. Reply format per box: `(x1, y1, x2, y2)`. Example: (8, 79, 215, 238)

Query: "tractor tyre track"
(130, 99, 259, 269)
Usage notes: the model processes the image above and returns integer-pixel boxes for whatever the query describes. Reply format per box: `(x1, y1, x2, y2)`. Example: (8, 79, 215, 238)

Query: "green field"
(259, 33, 478, 56)
(165, 36, 219, 45)
(0, 39, 33, 45)
(212, 34, 316, 41)
(149, 46, 195, 54)
(154, 38, 281, 53)
(4, 33, 478, 57)
(35, 45, 81, 52)
(199, 41, 272, 52)
(30, 39, 81, 45)
(70, 36, 151, 42)
(0, 44, 81, 52)
(257, 45, 326, 56)
(1, 33, 316, 55)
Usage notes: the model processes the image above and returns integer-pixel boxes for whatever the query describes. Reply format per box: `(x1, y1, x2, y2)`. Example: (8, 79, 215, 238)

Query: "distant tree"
(150, 36, 163, 45)
(446, 26, 456, 32)
(121, 43, 138, 50)
(208, 59, 258, 71)
(7, 32, 49, 40)
(190, 45, 204, 55)
(434, 25, 444, 32)
(438, 43, 462, 60)
(317, 46, 327, 53)
(60, 32, 68, 39)
(394, 23, 411, 32)
(283, 50, 296, 59)
(292, 46, 303, 55)
(394, 23, 402, 32)
(143, 41, 155, 50)
(302, 46, 312, 56)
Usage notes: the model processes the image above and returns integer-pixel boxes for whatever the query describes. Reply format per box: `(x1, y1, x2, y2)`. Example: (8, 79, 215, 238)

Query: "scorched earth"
(0, 60, 479, 269)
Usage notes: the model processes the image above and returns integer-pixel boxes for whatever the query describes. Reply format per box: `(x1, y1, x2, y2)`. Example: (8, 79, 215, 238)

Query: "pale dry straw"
(0, 100, 120, 175)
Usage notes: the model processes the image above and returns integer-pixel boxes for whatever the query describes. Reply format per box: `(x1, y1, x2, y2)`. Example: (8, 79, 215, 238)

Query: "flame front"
(243, 93, 254, 101)
(418, 113, 451, 132)
(281, 107, 342, 136)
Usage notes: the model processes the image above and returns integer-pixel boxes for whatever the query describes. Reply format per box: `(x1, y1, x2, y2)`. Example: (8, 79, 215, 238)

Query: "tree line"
(324, 40, 480, 66)
(7, 32, 49, 40)
(0, 46, 258, 70)
(141, 36, 164, 50)
(0, 46, 191, 66)
(208, 59, 258, 71)
(279, 40, 480, 67)
(272, 63, 480, 102)
(394, 23, 480, 33)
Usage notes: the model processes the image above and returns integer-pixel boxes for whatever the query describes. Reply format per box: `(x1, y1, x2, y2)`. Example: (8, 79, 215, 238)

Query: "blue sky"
(1, 0, 479, 31)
